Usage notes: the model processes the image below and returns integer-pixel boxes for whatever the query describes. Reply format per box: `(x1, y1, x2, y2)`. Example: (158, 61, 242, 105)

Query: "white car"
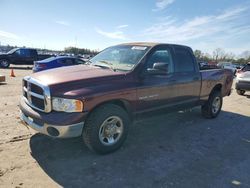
(235, 63, 250, 95)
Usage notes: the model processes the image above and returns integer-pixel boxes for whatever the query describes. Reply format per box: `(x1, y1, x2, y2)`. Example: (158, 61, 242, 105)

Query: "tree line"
(194, 48, 250, 65)
(64, 47, 98, 56)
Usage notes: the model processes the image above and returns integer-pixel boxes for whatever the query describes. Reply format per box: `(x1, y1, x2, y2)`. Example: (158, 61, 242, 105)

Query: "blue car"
(33, 56, 86, 72)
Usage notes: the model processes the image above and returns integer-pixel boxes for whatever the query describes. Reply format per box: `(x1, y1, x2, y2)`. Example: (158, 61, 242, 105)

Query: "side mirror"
(146, 62, 168, 75)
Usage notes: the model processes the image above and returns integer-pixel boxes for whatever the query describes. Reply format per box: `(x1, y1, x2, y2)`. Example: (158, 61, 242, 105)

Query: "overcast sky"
(0, 0, 250, 54)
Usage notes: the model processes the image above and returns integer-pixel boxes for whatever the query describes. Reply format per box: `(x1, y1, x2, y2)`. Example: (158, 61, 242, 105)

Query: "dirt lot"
(0, 66, 250, 188)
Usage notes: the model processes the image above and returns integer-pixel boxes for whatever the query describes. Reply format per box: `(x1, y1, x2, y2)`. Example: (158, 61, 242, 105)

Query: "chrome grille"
(22, 76, 51, 113)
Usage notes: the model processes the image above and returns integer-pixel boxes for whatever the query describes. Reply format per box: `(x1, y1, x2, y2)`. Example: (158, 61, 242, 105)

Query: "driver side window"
(146, 49, 173, 74)
(14, 50, 21, 56)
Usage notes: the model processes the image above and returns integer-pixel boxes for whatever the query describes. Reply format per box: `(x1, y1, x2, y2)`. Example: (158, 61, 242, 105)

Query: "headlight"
(52, 97, 83, 112)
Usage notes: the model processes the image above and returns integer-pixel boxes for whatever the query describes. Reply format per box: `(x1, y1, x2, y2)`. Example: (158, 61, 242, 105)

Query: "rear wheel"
(236, 90, 245, 96)
(0, 59, 10, 68)
(201, 91, 222, 119)
(82, 104, 130, 154)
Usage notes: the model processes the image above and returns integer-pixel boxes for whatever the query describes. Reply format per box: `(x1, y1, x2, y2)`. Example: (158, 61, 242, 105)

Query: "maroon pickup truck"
(20, 43, 233, 154)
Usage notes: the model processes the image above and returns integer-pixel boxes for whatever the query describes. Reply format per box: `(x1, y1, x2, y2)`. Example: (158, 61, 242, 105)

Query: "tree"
(224, 52, 235, 61)
(64, 47, 99, 56)
(194, 50, 202, 60)
(213, 48, 225, 62)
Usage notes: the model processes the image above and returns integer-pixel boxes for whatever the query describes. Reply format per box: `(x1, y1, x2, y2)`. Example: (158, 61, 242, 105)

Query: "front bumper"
(20, 112, 84, 138)
(19, 97, 87, 138)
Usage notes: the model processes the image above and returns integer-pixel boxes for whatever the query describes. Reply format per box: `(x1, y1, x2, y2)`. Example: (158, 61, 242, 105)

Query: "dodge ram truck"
(20, 43, 233, 154)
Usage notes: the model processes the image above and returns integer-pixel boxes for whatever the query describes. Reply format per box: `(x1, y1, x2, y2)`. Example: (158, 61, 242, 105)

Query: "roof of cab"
(119, 42, 191, 49)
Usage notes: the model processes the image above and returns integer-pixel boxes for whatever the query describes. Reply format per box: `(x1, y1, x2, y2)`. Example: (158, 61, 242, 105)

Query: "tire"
(82, 104, 130, 154)
(0, 59, 10, 68)
(201, 90, 222, 119)
(236, 90, 245, 96)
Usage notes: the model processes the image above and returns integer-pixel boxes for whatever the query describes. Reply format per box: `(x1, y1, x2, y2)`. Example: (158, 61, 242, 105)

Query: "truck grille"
(23, 76, 51, 113)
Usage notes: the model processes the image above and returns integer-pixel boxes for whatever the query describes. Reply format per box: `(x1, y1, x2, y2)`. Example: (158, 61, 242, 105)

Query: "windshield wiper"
(85, 59, 93, 65)
(94, 60, 116, 71)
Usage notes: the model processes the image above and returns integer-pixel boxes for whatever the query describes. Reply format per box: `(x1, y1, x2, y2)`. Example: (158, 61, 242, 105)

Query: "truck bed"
(200, 69, 233, 101)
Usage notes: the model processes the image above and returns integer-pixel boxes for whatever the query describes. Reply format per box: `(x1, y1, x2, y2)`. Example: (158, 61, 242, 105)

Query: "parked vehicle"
(0, 48, 53, 68)
(20, 43, 233, 154)
(198, 61, 218, 70)
(217, 62, 238, 75)
(235, 63, 250, 95)
(33, 56, 86, 72)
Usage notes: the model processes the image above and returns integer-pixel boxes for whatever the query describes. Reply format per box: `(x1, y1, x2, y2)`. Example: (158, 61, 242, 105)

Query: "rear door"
(23, 49, 36, 64)
(173, 47, 201, 104)
(29, 49, 38, 62)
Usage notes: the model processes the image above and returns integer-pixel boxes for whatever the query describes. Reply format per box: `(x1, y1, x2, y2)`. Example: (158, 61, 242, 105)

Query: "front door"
(136, 46, 179, 112)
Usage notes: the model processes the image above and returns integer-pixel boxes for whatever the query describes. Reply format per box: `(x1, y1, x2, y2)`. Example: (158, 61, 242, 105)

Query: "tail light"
(35, 63, 47, 69)
(237, 69, 242, 74)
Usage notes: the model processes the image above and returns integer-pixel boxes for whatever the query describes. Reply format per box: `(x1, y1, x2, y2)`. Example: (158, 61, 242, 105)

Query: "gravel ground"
(0, 66, 250, 188)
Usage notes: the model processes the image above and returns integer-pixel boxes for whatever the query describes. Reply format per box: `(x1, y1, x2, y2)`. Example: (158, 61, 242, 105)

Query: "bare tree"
(225, 52, 235, 61)
(213, 48, 225, 62)
(194, 50, 202, 60)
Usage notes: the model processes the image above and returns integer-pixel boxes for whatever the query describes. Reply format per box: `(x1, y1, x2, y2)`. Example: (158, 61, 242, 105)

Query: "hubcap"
(99, 116, 123, 146)
(212, 97, 221, 114)
(1, 60, 9, 67)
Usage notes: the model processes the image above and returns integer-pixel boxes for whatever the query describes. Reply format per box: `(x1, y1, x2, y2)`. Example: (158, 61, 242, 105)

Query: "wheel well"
(88, 99, 133, 120)
(211, 84, 222, 94)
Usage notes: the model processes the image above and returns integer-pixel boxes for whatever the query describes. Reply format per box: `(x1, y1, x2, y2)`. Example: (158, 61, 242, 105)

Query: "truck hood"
(32, 64, 126, 86)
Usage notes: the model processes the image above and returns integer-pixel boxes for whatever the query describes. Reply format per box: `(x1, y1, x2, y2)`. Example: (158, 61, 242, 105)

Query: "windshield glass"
(242, 64, 250, 71)
(90, 45, 149, 72)
(7, 48, 19, 54)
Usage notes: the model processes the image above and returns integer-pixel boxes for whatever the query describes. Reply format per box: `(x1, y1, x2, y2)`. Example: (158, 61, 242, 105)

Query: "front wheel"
(201, 91, 222, 119)
(236, 90, 245, 95)
(0, 59, 10, 68)
(82, 104, 130, 154)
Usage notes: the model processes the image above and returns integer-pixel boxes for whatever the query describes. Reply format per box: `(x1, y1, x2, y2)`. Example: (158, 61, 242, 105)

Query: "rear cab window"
(174, 47, 196, 73)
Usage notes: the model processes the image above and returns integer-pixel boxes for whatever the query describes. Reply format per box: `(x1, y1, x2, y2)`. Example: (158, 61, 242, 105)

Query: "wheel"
(236, 90, 245, 95)
(82, 104, 130, 154)
(201, 91, 222, 119)
(0, 59, 10, 68)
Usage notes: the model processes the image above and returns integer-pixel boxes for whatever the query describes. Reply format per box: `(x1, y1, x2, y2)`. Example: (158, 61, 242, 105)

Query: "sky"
(0, 0, 250, 55)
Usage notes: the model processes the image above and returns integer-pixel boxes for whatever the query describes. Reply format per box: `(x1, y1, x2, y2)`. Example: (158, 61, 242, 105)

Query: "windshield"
(242, 64, 250, 72)
(90, 45, 149, 72)
(7, 48, 19, 54)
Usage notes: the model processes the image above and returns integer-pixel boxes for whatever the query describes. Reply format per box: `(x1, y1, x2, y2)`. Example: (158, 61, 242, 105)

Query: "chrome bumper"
(20, 112, 84, 138)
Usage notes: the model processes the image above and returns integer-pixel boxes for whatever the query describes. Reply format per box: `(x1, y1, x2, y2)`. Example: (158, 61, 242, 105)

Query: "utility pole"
(75, 36, 77, 48)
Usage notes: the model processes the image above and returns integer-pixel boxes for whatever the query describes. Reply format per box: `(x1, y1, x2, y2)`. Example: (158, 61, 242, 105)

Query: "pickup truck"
(20, 43, 233, 154)
(0, 48, 53, 68)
